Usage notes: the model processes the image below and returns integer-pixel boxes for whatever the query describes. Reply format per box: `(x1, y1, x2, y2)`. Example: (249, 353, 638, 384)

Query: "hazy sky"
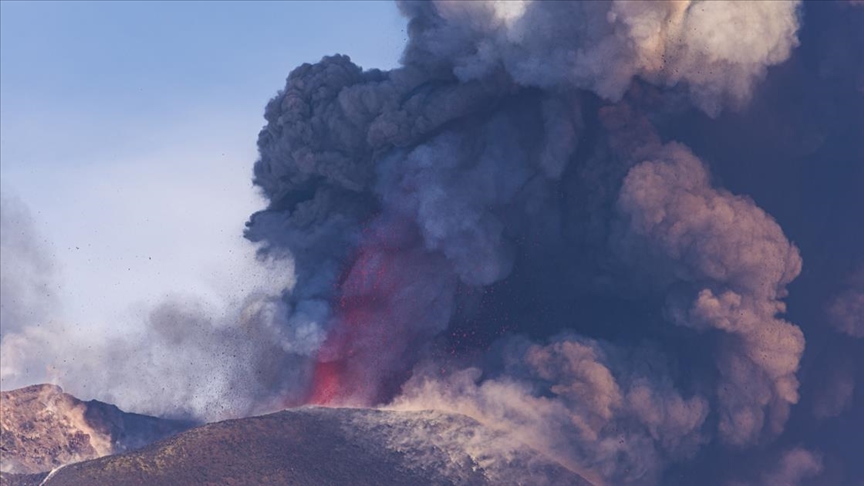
(0, 1, 405, 328)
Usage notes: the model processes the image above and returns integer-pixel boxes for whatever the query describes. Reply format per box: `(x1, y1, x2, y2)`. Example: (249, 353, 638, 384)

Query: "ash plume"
(244, 1, 860, 484)
(398, 0, 801, 116)
(245, 0, 857, 475)
(3, 1, 863, 484)
(392, 336, 710, 485)
(613, 142, 804, 445)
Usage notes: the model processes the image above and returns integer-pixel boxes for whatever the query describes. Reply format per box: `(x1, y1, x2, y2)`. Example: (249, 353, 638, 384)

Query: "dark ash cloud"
(4, 1, 863, 484)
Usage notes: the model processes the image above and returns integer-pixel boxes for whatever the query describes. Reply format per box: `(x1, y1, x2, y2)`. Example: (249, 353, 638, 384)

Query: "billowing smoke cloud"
(398, 0, 801, 115)
(392, 335, 709, 485)
(239, 0, 819, 483)
(613, 142, 804, 445)
(4, 1, 863, 484)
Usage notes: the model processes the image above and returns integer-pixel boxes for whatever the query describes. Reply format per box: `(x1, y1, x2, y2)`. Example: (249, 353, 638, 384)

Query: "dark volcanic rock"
(0, 384, 193, 475)
(0, 472, 47, 486)
(35, 407, 593, 486)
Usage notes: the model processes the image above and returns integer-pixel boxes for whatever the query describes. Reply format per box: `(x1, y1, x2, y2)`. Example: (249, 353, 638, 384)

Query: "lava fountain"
(307, 220, 458, 406)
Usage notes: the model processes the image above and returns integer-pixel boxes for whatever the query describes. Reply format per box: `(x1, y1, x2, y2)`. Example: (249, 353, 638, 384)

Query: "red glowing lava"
(304, 218, 455, 407)
(307, 244, 401, 406)
(308, 360, 344, 405)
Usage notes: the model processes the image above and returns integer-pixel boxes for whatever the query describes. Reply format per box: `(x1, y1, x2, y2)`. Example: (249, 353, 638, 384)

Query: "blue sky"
(0, 1, 406, 329)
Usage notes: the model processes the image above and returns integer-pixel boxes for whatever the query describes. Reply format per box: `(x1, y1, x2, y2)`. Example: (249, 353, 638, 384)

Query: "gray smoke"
(0, 192, 310, 419)
(239, 0, 813, 483)
(613, 142, 804, 445)
(1, 284, 310, 420)
(398, 0, 801, 116)
(4, 1, 861, 484)
(0, 191, 60, 340)
(393, 335, 710, 485)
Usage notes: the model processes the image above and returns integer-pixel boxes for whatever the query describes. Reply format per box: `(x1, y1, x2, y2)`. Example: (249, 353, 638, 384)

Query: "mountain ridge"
(2, 385, 595, 485)
(0, 384, 194, 475)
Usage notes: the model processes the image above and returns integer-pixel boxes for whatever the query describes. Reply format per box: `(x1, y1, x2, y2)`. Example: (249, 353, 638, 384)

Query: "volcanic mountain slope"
(7, 407, 594, 486)
(0, 384, 194, 475)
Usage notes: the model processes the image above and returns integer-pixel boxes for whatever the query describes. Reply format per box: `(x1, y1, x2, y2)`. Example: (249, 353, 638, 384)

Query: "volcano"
(1, 387, 593, 486)
(0, 385, 193, 476)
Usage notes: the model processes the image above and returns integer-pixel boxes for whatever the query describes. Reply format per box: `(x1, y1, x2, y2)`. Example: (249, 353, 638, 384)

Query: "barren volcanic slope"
(0, 384, 193, 475)
(9, 407, 593, 486)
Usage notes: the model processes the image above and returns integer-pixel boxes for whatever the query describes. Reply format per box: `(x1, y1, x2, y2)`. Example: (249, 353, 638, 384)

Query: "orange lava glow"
(307, 243, 400, 406)
(307, 360, 344, 405)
